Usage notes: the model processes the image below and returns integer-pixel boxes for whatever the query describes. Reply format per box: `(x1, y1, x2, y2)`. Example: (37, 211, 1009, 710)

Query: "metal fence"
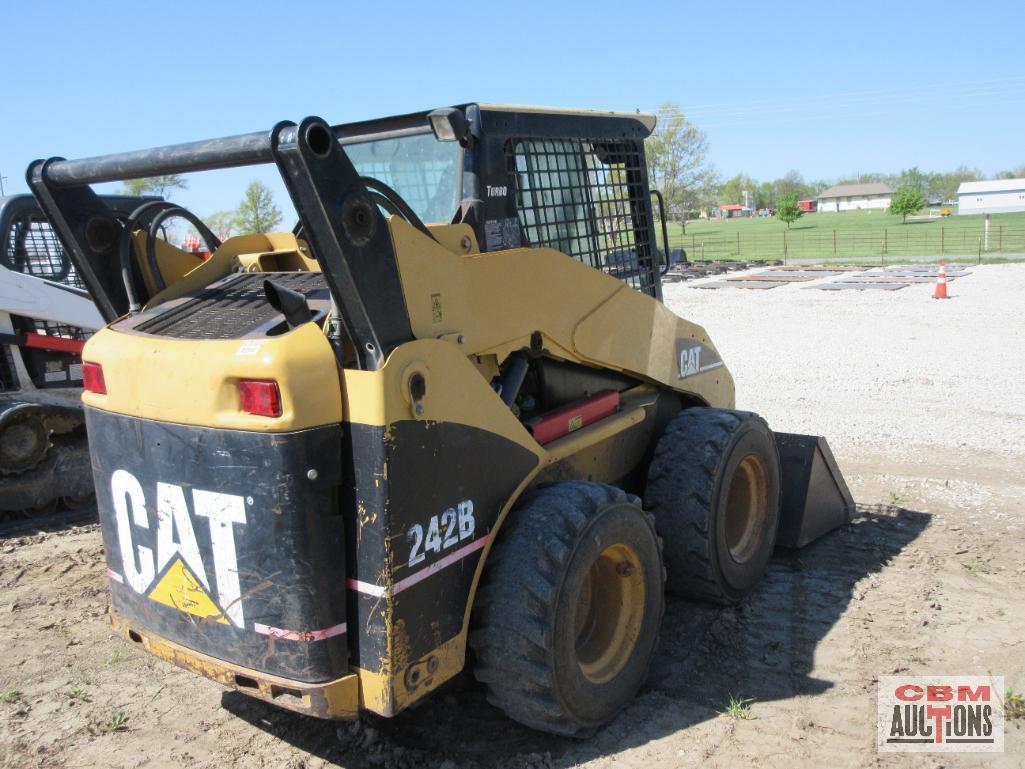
(671, 225, 1025, 262)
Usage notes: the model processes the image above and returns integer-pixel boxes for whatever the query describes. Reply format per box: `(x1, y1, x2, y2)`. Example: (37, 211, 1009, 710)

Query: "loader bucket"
(774, 432, 855, 549)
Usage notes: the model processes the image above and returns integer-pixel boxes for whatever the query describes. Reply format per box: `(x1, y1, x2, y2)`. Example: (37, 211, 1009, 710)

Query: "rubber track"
(470, 481, 663, 737)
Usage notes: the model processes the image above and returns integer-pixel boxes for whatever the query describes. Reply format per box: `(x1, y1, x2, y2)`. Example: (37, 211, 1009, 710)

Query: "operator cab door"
(465, 109, 663, 301)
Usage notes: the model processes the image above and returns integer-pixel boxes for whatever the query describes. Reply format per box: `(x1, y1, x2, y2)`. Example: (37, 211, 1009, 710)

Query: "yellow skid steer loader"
(29, 104, 852, 736)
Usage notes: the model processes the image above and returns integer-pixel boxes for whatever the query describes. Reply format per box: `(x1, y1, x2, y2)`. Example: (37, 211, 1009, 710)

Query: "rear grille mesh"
(134, 272, 327, 340)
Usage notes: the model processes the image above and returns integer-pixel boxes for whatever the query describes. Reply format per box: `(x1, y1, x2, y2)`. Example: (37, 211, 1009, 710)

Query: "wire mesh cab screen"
(506, 137, 657, 296)
(1, 212, 83, 288)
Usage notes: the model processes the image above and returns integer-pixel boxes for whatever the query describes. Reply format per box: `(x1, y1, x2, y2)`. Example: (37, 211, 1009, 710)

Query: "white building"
(816, 182, 894, 213)
(957, 178, 1025, 215)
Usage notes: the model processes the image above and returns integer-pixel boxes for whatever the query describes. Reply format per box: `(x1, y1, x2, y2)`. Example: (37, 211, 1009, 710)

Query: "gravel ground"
(663, 263, 1025, 458)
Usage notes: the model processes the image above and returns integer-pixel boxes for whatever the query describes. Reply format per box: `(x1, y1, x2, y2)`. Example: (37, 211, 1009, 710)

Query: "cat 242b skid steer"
(29, 104, 853, 736)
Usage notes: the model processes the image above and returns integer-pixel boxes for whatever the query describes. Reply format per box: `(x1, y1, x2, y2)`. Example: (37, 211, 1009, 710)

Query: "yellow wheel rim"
(724, 454, 769, 563)
(574, 543, 646, 684)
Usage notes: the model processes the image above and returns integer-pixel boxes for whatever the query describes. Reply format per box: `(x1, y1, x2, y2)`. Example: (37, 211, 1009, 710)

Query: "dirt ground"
(2, 264, 1023, 769)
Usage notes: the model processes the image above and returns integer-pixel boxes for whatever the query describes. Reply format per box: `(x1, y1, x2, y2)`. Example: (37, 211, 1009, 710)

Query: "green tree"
(938, 166, 981, 201)
(717, 173, 757, 207)
(888, 185, 927, 223)
(756, 180, 775, 209)
(774, 170, 812, 201)
(997, 164, 1025, 179)
(897, 167, 929, 195)
(645, 102, 718, 231)
(836, 172, 887, 186)
(121, 174, 187, 199)
(775, 192, 803, 229)
(234, 181, 282, 234)
(205, 210, 238, 240)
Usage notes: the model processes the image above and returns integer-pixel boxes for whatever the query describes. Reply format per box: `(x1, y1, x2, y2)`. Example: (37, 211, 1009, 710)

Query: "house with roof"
(957, 178, 1025, 215)
(816, 182, 895, 213)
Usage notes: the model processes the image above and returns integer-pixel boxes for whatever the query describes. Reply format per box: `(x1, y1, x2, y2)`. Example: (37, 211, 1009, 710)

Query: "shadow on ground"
(223, 503, 930, 768)
(0, 507, 97, 539)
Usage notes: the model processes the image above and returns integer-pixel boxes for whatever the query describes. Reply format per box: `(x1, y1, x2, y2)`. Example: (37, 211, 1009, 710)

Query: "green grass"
(0, 687, 20, 703)
(87, 711, 128, 736)
(719, 693, 755, 720)
(1006, 689, 1025, 727)
(665, 209, 1025, 262)
(66, 687, 90, 702)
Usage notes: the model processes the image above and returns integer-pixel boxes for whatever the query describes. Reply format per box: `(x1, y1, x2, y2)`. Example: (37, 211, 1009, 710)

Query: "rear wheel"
(470, 481, 664, 737)
(644, 408, 780, 604)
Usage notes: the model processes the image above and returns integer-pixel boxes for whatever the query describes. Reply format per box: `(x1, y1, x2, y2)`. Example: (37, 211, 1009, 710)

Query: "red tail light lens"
(239, 380, 282, 417)
(82, 362, 107, 394)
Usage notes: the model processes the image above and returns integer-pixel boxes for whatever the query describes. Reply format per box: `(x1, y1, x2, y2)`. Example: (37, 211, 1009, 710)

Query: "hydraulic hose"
(119, 200, 179, 313)
(145, 206, 221, 293)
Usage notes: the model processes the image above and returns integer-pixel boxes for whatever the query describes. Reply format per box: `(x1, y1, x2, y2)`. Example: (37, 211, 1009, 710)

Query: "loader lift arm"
(28, 119, 415, 370)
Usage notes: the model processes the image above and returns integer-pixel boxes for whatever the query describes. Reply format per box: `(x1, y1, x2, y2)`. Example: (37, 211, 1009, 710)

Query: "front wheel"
(470, 482, 664, 737)
(644, 408, 781, 604)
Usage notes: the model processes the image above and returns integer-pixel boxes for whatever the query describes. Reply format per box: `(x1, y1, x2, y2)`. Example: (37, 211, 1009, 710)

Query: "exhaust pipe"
(264, 279, 313, 329)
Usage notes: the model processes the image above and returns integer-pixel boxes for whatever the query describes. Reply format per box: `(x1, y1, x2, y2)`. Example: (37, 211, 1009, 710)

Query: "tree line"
(121, 176, 282, 238)
(645, 101, 1024, 221)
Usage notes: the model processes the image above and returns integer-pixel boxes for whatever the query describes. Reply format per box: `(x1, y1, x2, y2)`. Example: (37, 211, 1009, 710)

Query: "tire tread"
(470, 481, 663, 737)
(644, 408, 772, 603)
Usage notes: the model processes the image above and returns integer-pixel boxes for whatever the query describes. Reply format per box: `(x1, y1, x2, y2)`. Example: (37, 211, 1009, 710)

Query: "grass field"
(663, 209, 1025, 262)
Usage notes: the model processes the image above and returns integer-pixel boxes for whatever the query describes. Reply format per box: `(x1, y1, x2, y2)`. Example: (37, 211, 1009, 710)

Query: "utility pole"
(0, 172, 7, 197)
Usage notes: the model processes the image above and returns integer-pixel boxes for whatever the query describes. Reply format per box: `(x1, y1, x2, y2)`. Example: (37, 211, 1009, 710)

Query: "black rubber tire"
(644, 408, 781, 604)
(470, 481, 664, 737)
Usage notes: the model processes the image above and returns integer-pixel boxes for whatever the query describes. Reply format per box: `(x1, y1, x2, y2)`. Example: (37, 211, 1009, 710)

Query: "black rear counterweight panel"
(87, 407, 348, 683)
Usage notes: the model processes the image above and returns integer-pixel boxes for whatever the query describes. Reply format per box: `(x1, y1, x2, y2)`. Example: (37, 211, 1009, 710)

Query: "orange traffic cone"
(933, 262, 948, 299)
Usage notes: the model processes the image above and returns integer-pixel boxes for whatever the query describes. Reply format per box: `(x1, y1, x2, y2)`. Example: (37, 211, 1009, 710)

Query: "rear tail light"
(239, 380, 282, 417)
(82, 362, 107, 394)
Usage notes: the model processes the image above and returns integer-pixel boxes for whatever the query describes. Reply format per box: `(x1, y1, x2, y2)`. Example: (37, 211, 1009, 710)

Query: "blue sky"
(2, 0, 1023, 217)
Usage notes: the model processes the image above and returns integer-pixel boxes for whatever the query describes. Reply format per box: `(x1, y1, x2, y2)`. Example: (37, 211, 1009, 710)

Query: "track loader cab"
(29, 104, 853, 736)
(0, 193, 161, 514)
